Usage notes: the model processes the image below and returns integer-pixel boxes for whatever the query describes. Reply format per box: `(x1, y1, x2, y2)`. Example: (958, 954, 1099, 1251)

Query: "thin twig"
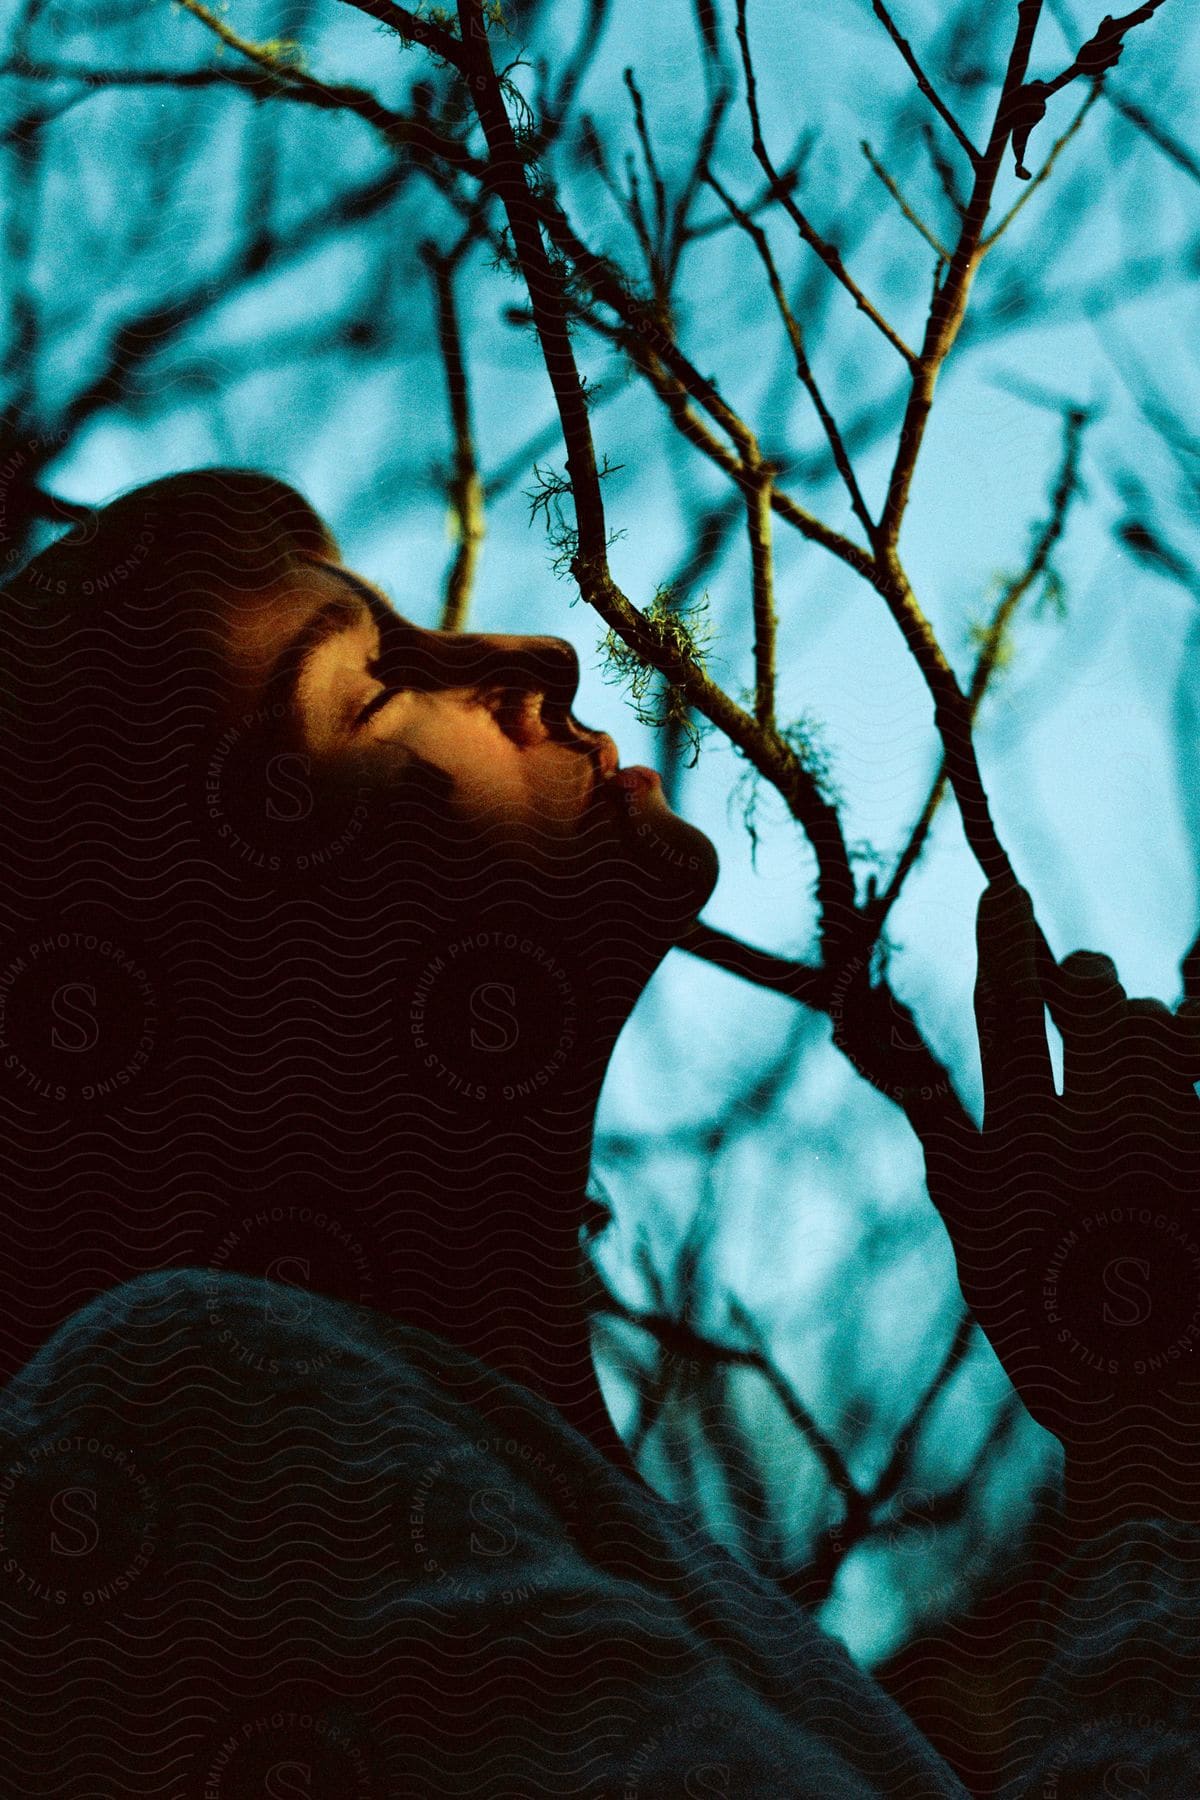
(869, 0, 980, 163)
(623, 68, 668, 256)
(663, 83, 733, 289)
(532, 218, 878, 578)
(920, 119, 967, 214)
(872, 406, 1088, 927)
(860, 139, 951, 260)
(1107, 90, 1200, 189)
(596, 1291, 859, 1502)
(981, 84, 1099, 248)
(535, 200, 758, 458)
(734, 0, 918, 367)
(504, 289, 879, 579)
(684, 130, 815, 244)
(539, 0, 612, 142)
(704, 166, 877, 541)
(879, 0, 1047, 550)
(870, 1309, 974, 1508)
(57, 165, 417, 439)
(172, 3, 482, 171)
(612, 327, 876, 576)
(422, 241, 485, 630)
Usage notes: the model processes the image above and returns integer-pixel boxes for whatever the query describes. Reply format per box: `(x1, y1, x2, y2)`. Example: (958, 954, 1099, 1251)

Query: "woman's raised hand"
(924, 882, 1200, 1532)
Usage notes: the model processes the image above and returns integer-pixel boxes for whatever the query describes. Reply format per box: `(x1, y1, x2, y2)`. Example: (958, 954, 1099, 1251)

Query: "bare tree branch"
(1106, 88, 1200, 188)
(734, 0, 919, 368)
(623, 68, 668, 274)
(453, 0, 861, 948)
(596, 1288, 858, 1502)
(871, 1308, 975, 1510)
(336, 0, 466, 69)
(422, 237, 485, 630)
(871, 404, 1089, 927)
(860, 138, 951, 261)
(744, 466, 777, 728)
(174, 0, 483, 170)
(1005, 0, 1170, 178)
(920, 119, 968, 214)
(1046, 0, 1200, 188)
(679, 919, 824, 1006)
(878, 0, 1048, 549)
(585, 306, 877, 578)
(869, 0, 981, 164)
(704, 166, 877, 540)
(539, 0, 612, 142)
(981, 84, 1099, 249)
(678, 919, 974, 1141)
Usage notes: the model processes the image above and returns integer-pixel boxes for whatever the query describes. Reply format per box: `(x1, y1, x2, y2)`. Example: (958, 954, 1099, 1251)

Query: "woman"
(1, 468, 1197, 1797)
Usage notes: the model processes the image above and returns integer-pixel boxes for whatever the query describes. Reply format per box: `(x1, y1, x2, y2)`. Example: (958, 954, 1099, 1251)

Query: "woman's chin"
(605, 770, 718, 910)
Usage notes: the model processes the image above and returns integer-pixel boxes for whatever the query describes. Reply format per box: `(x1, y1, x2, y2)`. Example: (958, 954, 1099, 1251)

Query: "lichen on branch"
(600, 585, 713, 755)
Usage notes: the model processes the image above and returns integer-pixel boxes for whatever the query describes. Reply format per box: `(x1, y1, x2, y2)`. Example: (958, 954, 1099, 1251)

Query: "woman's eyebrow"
(295, 554, 397, 624)
(263, 593, 373, 709)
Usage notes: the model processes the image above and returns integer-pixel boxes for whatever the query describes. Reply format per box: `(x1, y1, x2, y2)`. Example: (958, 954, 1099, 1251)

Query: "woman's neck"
(6, 886, 657, 1479)
(188, 1053, 635, 1470)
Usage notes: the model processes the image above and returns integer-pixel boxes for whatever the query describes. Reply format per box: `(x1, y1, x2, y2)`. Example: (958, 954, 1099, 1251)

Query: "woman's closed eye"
(356, 683, 402, 727)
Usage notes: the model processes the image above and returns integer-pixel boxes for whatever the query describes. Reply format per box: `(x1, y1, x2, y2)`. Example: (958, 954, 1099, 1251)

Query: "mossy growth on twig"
(734, 709, 841, 861)
(600, 583, 712, 755)
(525, 448, 621, 574)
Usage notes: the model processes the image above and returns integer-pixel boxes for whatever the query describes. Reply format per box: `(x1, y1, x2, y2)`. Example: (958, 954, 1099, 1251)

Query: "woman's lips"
(611, 765, 661, 794)
(580, 732, 662, 801)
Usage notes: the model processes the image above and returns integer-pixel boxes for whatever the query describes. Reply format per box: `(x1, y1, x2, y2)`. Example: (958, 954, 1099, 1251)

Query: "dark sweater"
(1, 1271, 1196, 1798)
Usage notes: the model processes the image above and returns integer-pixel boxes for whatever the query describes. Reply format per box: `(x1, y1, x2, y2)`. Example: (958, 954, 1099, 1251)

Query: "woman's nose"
(380, 624, 581, 713)
(463, 633, 581, 715)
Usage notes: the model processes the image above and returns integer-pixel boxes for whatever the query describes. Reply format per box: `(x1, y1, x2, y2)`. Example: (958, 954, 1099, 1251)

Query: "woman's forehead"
(223, 557, 401, 662)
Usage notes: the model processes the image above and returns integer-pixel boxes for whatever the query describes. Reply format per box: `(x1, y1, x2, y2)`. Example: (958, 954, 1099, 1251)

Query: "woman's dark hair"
(6, 466, 334, 606)
(0, 471, 396, 1378)
(2, 466, 334, 741)
(0, 466, 371, 891)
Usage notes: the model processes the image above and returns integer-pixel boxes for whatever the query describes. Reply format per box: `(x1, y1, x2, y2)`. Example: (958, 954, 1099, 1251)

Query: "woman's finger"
(1120, 999, 1200, 1173)
(974, 882, 1055, 1122)
(1054, 950, 1127, 1122)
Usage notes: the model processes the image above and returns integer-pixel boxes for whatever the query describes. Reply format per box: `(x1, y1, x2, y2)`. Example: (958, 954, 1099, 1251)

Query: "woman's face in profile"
(216, 550, 718, 904)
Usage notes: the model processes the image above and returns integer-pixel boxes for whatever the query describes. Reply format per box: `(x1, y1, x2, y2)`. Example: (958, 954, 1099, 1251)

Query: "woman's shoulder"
(0, 1270, 971, 1797)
